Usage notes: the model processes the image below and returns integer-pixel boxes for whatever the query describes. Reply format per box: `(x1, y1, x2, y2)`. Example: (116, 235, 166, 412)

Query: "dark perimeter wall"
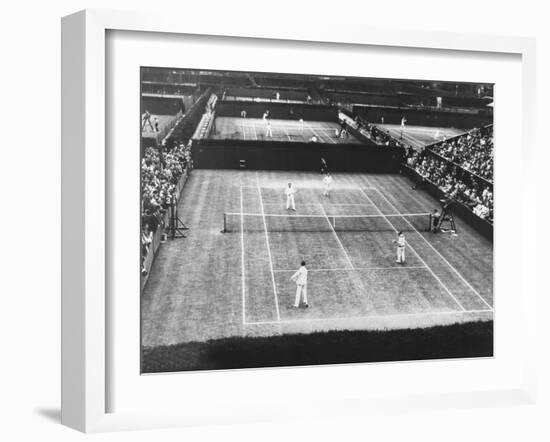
(142, 96, 185, 116)
(216, 100, 338, 122)
(354, 105, 492, 129)
(193, 139, 404, 173)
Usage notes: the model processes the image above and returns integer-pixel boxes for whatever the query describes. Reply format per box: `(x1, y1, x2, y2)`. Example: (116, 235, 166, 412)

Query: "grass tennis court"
(209, 116, 362, 144)
(141, 114, 176, 137)
(141, 169, 493, 348)
(375, 124, 467, 148)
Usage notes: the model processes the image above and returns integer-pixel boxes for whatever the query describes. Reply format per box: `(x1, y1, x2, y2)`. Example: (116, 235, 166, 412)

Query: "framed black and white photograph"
(61, 9, 538, 433)
(139, 66, 495, 374)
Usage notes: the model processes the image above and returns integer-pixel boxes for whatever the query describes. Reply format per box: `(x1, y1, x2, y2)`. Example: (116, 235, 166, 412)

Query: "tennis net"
(223, 212, 431, 233)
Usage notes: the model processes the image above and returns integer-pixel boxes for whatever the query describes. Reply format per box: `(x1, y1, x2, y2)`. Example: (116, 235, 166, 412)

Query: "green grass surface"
(142, 320, 493, 373)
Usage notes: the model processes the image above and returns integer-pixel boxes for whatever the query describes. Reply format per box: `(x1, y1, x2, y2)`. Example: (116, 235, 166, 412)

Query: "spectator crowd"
(141, 141, 192, 272)
(406, 139, 493, 223)
(429, 126, 493, 181)
(342, 113, 407, 149)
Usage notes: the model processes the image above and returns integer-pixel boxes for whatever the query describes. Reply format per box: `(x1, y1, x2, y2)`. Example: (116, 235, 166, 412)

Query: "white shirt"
(323, 175, 333, 186)
(397, 235, 406, 247)
(291, 266, 308, 285)
(285, 186, 295, 197)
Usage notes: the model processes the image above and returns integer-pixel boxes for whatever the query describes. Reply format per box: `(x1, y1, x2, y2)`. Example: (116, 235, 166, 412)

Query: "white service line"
(239, 185, 379, 191)
(257, 179, 281, 322)
(245, 308, 493, 326)
(310, 125, 326, 143)
(273, 265, 426, 272)
(372, 187, 493, 311)
(319, 127, 337, 144)
(357, 186, 466, 312)
(400, 130, 425, 147)
(261, 202, 375, 207)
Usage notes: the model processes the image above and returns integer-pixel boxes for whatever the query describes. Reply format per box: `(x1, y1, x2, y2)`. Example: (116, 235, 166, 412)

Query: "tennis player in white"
(263, 110, 273, 138)
(394, 231, 406, 264)
(285, 182, 296, 211)
(290, 260, 308, 308)
(323, 173, 333, 197)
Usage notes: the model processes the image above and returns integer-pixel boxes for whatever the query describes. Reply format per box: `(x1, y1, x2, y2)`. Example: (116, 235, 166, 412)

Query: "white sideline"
(356, 186, 466, 311)
(319, 203, 355, 270)
(256, 179, 281, 322)
(372, 187, 493, 311)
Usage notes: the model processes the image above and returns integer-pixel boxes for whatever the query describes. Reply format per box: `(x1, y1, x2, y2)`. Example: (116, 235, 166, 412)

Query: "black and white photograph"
(140, 67, 494, 373)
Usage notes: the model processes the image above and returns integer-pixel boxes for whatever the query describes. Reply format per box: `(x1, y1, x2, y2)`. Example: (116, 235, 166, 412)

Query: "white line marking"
(372, 187, 493, 311)
(241, 121, 247, 141)
(400, 131, 425, 147)
(317, 203, 374, 309)
(252, 123, 258, 140)
(318, 204, 355, 269)
(240, 185, 246, 324)
(244, 309, 493, 326)
(357, 186, 466, 311)
(273, 265, 426, 272)
(257, 178, 281, 322)
(239, 185, 379, 191)
(310, 125, 327, 143)
(262, 202, 375, 207)
(319, 127, 337, 144)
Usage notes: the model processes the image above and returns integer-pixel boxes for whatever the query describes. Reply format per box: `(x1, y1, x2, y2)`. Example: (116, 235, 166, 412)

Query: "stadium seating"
(428, 125, 493, 181)
(405, 127, 493, 224)
(141, 143, 192, 278)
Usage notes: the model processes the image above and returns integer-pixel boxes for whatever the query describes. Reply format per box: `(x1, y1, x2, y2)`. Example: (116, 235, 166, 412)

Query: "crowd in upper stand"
(428, 126, 493, 182)
(406, 136, 493, 223)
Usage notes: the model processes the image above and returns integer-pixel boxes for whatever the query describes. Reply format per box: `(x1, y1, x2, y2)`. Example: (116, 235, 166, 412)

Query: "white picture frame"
(61, 9, 537, 433)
